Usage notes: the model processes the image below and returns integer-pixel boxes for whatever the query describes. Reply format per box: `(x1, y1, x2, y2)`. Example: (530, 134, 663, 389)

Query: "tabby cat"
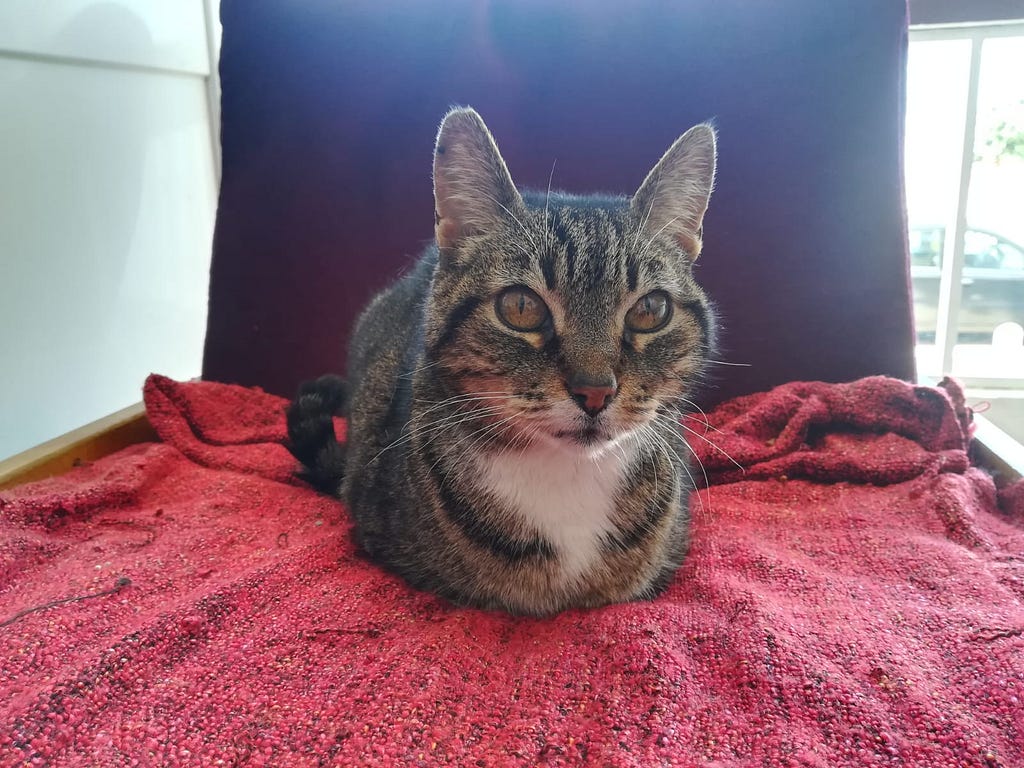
(286, 107, 717, 616)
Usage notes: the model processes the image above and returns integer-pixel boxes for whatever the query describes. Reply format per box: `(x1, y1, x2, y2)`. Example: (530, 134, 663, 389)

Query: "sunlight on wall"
(0, 2, 218, 459)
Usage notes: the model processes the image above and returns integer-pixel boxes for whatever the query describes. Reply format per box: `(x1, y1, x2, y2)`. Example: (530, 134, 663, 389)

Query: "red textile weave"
(2, 375, 1022, 767)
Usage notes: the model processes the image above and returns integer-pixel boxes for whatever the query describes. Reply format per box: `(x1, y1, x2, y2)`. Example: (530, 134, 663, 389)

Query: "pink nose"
(568, 373, 618, 417)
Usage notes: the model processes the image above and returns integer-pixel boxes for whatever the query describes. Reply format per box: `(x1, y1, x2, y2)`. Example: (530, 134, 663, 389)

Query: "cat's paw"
(294, 374, 349, 416)
(285, 375, 349, 494)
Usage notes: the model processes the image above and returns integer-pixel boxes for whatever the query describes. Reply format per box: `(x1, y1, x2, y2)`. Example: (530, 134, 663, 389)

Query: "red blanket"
(2, 375, 1022, 767)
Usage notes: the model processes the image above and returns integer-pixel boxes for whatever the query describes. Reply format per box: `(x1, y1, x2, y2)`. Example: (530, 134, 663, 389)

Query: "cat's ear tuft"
(631, 123, 717, 260)
(433, 107, 524, 249)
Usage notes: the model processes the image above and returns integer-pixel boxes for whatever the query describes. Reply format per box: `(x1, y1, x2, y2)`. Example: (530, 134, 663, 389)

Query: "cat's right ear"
(433, 107, 524, 250)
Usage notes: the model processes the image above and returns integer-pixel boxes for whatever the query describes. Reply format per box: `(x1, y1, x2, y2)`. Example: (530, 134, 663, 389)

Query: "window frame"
(909, 21, 1024, 389)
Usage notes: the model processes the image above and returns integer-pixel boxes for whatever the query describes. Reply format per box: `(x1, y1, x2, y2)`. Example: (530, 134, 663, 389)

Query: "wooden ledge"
(972, 414, 1024, 486)
(0, 403, 158, 491)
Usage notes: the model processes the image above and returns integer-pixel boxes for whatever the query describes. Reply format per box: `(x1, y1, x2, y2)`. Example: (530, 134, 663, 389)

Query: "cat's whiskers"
(433, 410, 525, 477)
(633, 423, 660, 503)
(667, 393, 712, 425)
(411, 392, 511, 420)
(653, 414, 712, 500)
(415, 410, 517, 477)
(394, 400, 510, 448)
(492, 419, 544, 468)
(608, 434, 635, 489)
(676, 418, 745, 473)
(638, 214, 682, 261)
(679, 439, 712, 520)
(507, 240, 536, 261)
(632, 169, 662, 253)
(650, 416, 712, 518)
(704, 360, 752, 367)
(661, 394, 725, 436)
(370, 408, 505, 467)
(411, 400, 511, 439)
(413, 390, 511, 405)
(543, 159, 557, 255)
(411, 405, 507, 439)
(480, 192, 541, 254)
(397, 358, 444, 379)
(413, 392, 509, 409)
(368, 403, 507, 466)
(639, 419, 705, 517)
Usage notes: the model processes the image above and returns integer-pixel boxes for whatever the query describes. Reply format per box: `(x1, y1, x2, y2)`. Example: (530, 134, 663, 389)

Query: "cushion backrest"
(203, 0, 915, 405)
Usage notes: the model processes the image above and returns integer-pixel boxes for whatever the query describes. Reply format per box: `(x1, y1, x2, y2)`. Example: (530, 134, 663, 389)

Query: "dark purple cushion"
(204, 0, 915, 406)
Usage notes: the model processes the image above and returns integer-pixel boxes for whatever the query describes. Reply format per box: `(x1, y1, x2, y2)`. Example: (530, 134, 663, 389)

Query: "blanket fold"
(1, 374, 1022, 767)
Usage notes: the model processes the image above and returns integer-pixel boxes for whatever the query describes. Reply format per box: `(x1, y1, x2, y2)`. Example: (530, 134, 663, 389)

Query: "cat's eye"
(625, 291, 672, 333)
(496, 286, 550, 332)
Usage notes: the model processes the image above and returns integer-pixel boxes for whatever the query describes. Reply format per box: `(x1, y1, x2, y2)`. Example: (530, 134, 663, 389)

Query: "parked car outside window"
(910, 226, 1024, 341)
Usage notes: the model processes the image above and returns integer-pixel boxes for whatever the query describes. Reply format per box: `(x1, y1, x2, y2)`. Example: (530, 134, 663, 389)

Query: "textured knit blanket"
(1, 374, 1022, 767)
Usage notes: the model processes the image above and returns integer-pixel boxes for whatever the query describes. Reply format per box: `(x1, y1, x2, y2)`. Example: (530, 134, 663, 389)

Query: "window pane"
(905, 41, 971, 231)
(958, 36, 1024, 353)
(908, 34, 1024, 395)
(949, 36, 1024, 385)
(905, 40, 970, 348)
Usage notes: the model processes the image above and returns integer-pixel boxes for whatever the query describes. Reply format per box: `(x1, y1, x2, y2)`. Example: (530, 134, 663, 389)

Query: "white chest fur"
(474, 439, 634, 583)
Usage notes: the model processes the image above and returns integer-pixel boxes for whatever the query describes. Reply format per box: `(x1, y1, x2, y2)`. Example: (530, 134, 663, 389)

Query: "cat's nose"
(567, 372, 618, 417)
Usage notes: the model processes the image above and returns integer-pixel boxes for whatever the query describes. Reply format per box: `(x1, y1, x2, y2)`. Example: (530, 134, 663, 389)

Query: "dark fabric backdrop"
(203, 0, 916, 406)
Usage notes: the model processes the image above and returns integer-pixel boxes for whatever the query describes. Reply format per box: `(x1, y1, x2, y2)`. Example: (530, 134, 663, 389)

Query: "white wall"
(0, 2, 219, 459)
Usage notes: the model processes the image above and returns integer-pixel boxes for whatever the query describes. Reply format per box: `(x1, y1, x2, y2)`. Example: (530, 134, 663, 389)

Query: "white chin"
(542, 425, 634, 456)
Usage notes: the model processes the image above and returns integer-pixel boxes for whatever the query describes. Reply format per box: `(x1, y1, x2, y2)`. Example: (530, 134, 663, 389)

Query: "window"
(906, 22, 1024, 443)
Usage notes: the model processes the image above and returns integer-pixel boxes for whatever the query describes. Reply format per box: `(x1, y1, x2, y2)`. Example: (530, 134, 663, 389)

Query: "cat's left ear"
(630, 123, 717, 260)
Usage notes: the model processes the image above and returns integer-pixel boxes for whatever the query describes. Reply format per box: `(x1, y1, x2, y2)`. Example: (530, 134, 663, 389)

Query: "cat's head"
(424, 107, 717, 453)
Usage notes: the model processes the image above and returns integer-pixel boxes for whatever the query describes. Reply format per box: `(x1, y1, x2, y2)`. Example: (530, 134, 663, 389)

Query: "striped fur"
(288, 108, 717, 615)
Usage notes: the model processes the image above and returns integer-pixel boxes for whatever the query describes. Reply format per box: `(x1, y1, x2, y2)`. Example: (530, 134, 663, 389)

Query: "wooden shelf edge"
(0, 403, 158, 491)
(972, 413, 1024, 485)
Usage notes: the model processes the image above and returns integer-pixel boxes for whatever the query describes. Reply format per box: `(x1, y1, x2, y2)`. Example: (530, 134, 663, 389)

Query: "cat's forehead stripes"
(625, 250, 640, 293)
(513, 203, 686, 308)
(542, 207, 624, 290)
(525, 206, 643, 303)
